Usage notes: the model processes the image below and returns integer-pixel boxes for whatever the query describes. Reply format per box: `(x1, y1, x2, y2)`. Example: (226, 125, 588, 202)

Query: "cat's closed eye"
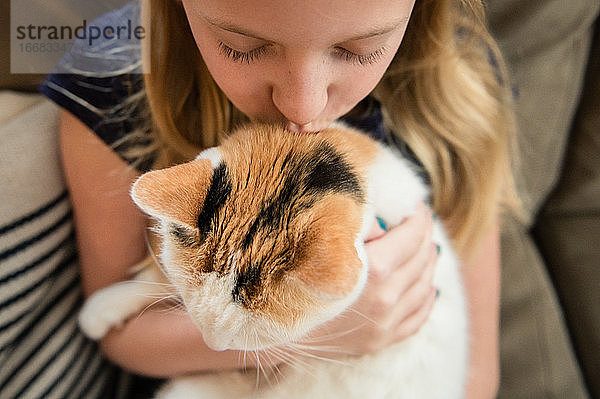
(169, 225, 201, 248)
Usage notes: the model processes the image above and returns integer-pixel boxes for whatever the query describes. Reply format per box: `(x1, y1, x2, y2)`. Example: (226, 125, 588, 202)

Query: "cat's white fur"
(79, 131, 468, 398)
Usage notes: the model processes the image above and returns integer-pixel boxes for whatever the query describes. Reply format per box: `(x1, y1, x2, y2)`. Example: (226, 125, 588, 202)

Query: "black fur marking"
(305, 143, 364, 201)
(241, 163, 315, 250)
(197, 163, 232, 237)
(232, 263, 263, 305)
(241, 144, 362, 250)
(170, 225, 199, 247)
(242, 216, 261, 250)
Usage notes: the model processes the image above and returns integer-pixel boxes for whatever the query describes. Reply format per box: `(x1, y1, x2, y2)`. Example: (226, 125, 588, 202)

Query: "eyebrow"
(200, 13, 408, 43)
(344, 19, 409, 41)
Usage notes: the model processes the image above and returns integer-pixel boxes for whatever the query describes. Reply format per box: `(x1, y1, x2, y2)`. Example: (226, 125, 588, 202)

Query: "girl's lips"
(285, 120, 330, 134)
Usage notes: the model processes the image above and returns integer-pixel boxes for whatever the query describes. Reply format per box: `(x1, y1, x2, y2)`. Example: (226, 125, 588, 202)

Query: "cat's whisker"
(253, 350, 264, 390)
(250, 334, 285, 389)
(269, 360, 284, 384)
(149, 297, 187, 314)
(267, 346, 310, 374)
(284, 343, 351, 367)
(136, 292, 176, 300)
(346, 308, 380, 327)
(135, 275, 172, 285)
(133, 294, 184, 321)
(154, 303, 186, 316)
(249, 332, 268, 389)
(258, 349, 282, 386)
(270, 346, 318, 377)
(263, 350, 291, 377)
(241, 331, 251, 370)
(127, 279, 173, 288)
(298, 321, 367, 346)
(287, 342, 347, 355)
(136, 299, 168, 319)
(144, 293, 176, 304)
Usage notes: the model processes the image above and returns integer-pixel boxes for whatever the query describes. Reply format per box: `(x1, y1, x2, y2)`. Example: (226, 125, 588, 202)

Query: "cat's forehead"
(187, 125, 367, 254)
(216, 130, 364, 208)
(194, 126, 366, 205)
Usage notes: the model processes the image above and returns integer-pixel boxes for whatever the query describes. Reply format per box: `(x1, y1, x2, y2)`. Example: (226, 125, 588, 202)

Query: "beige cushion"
(534, 25, 600, 398)
(487, 0, 599, 397)
(0, 92, 127, 398)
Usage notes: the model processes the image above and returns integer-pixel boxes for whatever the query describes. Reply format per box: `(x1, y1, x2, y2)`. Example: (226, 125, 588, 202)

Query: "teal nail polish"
(435, 288, 441, 299)
(436, 243, 441, 255)
(376, 216, 388, 231)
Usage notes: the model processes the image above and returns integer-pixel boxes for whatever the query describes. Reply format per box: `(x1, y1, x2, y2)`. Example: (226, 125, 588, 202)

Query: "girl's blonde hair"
(143, 0, 518, 257)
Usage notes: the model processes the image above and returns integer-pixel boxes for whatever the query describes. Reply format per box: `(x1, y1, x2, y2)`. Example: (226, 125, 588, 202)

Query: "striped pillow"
(0, 92, 128, 399)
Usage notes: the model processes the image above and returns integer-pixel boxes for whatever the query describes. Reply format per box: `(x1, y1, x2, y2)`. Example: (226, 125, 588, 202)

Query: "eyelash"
(333, 46, 387, 65)
(217, 42, 386, 66)
(217, 42, 270, 64)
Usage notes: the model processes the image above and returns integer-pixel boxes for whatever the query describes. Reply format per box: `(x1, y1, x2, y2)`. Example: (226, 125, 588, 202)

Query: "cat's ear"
(131, 159, 214, 227)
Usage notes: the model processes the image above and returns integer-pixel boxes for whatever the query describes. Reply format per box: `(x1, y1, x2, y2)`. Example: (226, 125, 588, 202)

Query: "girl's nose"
(271, 60, 329, 131)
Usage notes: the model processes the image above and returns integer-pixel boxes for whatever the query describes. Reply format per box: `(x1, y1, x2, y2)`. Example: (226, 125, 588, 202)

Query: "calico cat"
(78, 122, 468, 399)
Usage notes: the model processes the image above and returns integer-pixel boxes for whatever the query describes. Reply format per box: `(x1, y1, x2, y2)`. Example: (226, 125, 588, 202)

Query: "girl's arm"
(462, 223, 501, 399)
(60, 109, 438, 376)
(59, 110, 147, 296)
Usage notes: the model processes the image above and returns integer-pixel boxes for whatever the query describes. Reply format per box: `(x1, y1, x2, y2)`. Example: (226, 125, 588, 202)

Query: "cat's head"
(131, 123, 371, 351)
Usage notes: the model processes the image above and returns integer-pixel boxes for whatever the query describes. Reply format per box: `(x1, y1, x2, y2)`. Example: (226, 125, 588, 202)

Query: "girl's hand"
(304, 201, 438, 355)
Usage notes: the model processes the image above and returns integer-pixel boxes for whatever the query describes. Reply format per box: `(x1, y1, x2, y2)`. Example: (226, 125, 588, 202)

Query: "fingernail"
(376, 216, 388, 232)
(435, 243, 441, 255)
(435, 288, 441, 299)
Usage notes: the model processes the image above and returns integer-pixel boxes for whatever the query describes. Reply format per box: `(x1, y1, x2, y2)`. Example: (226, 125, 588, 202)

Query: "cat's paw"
(78, 288, 129, 340)
(78, 281, 156, 340)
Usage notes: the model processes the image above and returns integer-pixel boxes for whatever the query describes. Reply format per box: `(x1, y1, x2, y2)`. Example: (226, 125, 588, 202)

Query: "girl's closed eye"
(333, 46, 388, 66)
(217, 41, 388, 66)
(217, 42, 272, 64)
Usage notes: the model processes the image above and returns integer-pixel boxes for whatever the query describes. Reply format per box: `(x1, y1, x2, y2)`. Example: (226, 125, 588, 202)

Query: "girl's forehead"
(185, 0, 413, 44)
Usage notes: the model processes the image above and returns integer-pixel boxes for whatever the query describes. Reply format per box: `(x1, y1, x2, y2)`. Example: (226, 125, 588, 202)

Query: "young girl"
(43, 0, 516, 397)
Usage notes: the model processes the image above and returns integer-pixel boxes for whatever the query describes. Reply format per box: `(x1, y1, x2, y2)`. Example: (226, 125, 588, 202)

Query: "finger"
(393, 286, 437, 341)
(387, 233, 438, 297)
(365, 218, 387, 242)
(366, 209, 434, 282)
(385, 247, 437, 321)
(367, 202, 433, 268)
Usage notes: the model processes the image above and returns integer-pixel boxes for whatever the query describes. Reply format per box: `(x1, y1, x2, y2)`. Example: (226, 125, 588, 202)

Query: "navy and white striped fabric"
(0, 92, 127, 399)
